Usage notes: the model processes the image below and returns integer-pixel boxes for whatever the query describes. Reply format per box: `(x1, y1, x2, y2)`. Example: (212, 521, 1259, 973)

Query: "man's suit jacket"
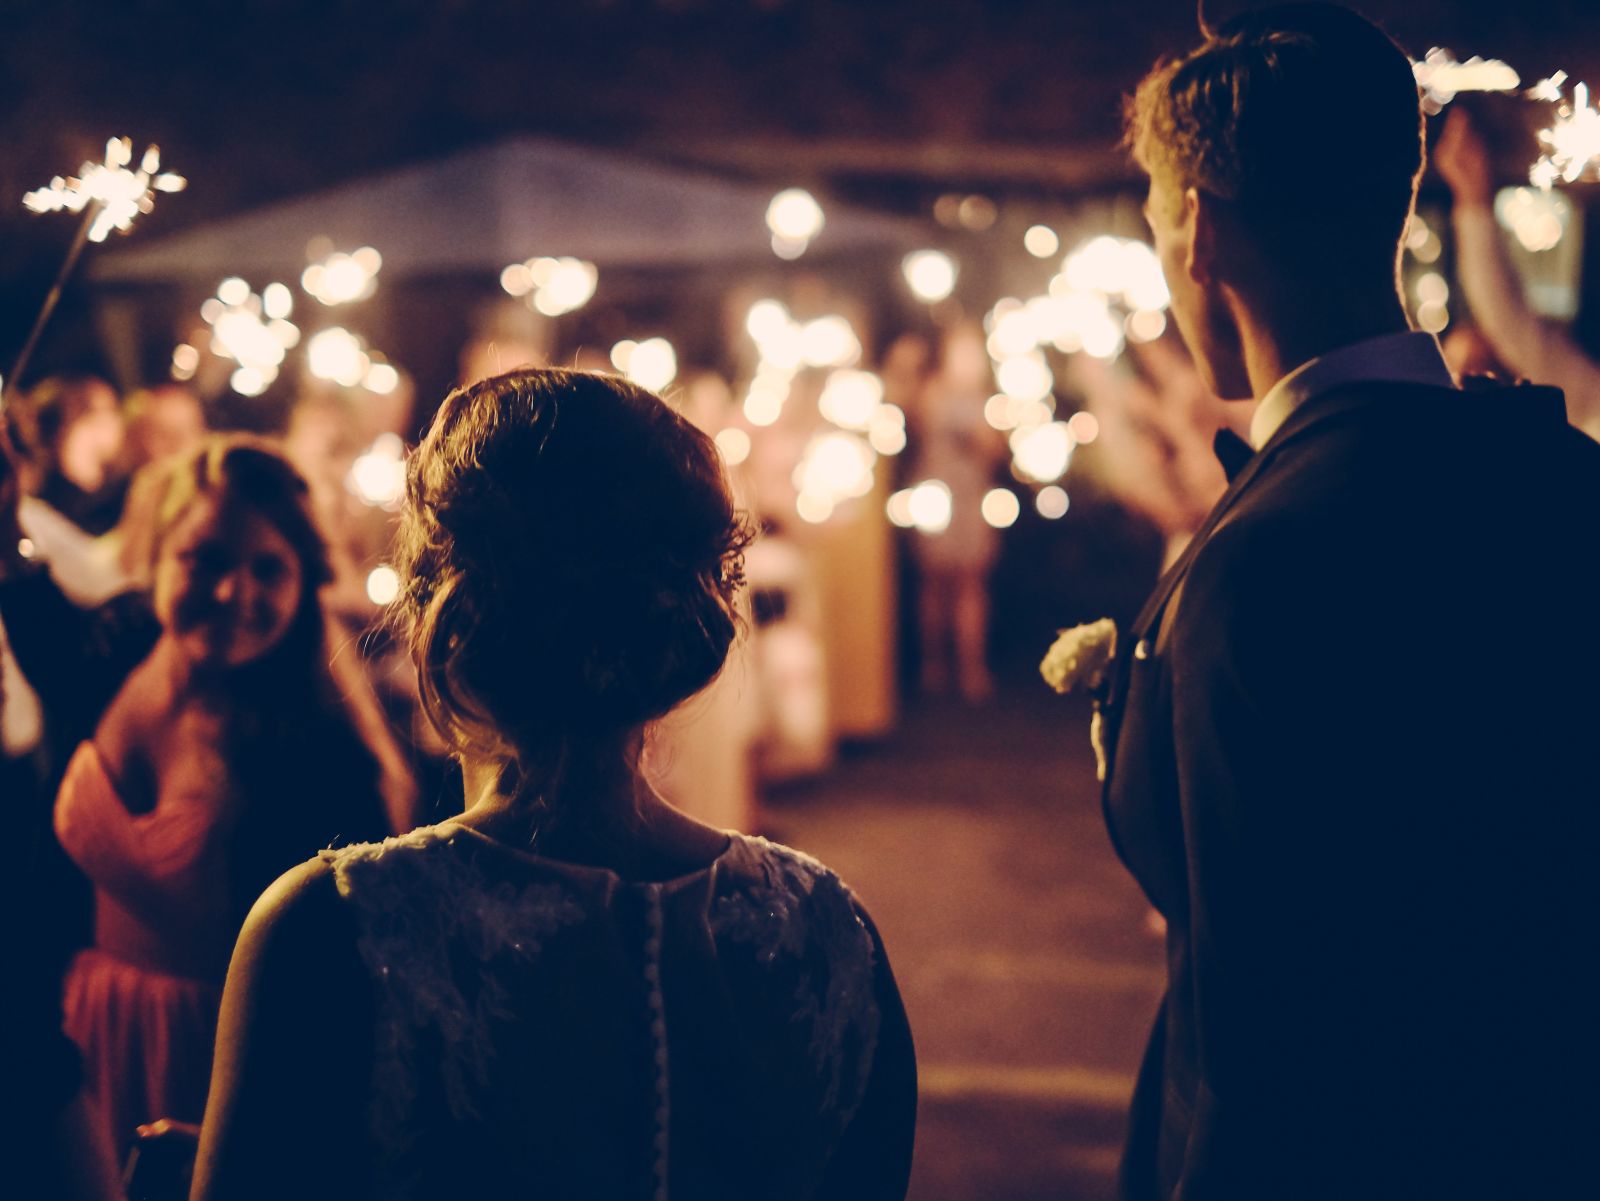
(1101, 379, 1600, 1200)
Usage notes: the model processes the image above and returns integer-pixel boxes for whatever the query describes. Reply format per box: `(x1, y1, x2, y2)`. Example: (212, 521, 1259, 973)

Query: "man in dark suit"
(1103, 6, 1600, 1197)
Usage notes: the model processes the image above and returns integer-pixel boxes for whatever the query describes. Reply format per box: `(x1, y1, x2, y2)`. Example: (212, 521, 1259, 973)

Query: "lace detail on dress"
(709, 838, 881, 1126)
(320, 827, 585, 1163)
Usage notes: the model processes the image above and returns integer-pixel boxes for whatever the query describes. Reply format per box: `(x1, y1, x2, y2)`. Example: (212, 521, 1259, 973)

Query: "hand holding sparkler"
(1435, 109, 1494, 209)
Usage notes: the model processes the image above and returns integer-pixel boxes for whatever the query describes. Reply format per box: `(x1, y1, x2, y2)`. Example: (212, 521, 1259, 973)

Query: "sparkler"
(303, 246, 382, 306)
(500, 256, 596, 317)
(3, 138, 185, 416)
(24, 138, 187, 242)
(1527, 72, 1567, 105)
(201, 278, 300, 397)
(1412, 48, 1521, 114)
(1530, 78, 1600, 188)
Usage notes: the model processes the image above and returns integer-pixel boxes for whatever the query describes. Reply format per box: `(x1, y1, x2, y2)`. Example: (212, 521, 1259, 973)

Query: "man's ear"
(1183, 186, 1214, 286)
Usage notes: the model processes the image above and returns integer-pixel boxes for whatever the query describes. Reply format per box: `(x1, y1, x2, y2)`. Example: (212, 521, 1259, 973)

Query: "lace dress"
(316, 822, 914, 1200)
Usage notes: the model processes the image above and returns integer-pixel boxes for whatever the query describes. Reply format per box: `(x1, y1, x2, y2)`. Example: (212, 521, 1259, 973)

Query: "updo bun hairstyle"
(394, 368, 751, 813)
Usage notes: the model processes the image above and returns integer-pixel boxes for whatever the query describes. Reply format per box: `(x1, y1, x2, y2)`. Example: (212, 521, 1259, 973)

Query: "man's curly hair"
(1127, 4, 1424, 275)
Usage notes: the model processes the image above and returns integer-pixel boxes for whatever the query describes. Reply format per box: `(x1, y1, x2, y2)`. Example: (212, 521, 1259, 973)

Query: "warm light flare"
(906, 480, 953, 534)
(307, 326, 371, 388)
(1024, 225, 1060, 258)
(818, 370, 883, 431)
(766, 188, 825, 243)
(792, 431, 877, 520)
(302, 246, 382, 306)
(981, 488, 1021, 529)
(349, 434, 407, 510)
(1036, 485, 1070, 519)
(623, 337, 678, 391)
(902, 250, 958, 303)
(1495, 186, 1570, 252)
(1010, 421, 1074, 484)
(203, 278, 299, 395)
(366, 565, 401, 605)
(714, 427, 752, 466)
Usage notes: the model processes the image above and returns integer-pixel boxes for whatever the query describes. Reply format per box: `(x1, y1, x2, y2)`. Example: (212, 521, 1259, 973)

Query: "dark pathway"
(765, 686, 1164, 1201)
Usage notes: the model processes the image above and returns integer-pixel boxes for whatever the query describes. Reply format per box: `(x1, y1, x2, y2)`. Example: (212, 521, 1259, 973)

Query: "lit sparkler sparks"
(501, 256, 597, 316)
(4, 138, 186, 416)
(1527, 72, 1568, 104)
(1412, 48, 1521, 115)
(201, 278, 300, 397)
(1531, 78, 1600, 188)
(24, 138, 186, 243)
(303, 246, 382, 306)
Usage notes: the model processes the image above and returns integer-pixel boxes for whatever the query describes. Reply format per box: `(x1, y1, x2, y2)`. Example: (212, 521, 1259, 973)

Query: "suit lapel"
(1128, 381, 1469, 645)
(1101, 382, 1465, 802)
(1128, 440, 1276, 644)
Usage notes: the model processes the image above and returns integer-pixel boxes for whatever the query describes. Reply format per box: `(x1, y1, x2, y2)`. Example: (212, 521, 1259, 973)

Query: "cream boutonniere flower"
(1040, 618, 1118, 781)
(1040, 618, 1117, 695)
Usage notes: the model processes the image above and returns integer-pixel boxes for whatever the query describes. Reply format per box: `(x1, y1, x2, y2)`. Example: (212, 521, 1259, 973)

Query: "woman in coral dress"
(5, 439, 404, 1163)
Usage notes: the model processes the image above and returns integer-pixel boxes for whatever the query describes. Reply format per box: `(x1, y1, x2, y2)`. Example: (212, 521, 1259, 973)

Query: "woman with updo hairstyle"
(194, 369, 917, 1201)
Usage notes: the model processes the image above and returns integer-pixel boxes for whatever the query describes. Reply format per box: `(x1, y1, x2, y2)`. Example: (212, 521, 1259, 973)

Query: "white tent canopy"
(92, 136, 921, 282)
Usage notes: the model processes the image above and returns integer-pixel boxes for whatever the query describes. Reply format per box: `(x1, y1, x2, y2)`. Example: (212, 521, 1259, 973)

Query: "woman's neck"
(147, 634, 199, 694)
(458, 751, 641, 834)
(454, 748, 729, 873)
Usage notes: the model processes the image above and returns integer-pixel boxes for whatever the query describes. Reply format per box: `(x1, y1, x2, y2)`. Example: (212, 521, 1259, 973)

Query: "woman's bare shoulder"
(246, 853, 343, 922)
(229, 857, 357, 989)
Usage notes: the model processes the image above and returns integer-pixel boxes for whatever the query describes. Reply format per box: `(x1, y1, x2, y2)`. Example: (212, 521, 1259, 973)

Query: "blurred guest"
(905, 324, 1006, 701)
(1435, 108, 1600, 437)
(648, 371, 761, 833)
(192, 369, 915, 1201)
(1069, 334, 1250, 567)
(123, 384, 207, 471)
(0, 437, 405, 1163)
(281, 387, 414, 637)
(12, 375, 128, 535)
(13, 397, 203, 611)
(458, 297, 550, 387)
(0, 442, 124, 1201)
(283, 390, 367, 544)
(879, 331, 933, 424)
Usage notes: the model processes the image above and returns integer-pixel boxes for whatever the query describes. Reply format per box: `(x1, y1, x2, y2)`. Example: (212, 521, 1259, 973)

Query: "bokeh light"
(302, 246, 381, 306)
(1010, 421, 1074, 483)
(907, 480, 953, 534)
(766, 188, 824, 256)
(981, 488, 1021, 528)
(365, 565, 401, 606)
(349, 433, 407, 509)
(1024, 225, 1060, 258)
(902, 250, 958, 303)
(714, 427, 752, 466)
(1066, 411, 1100, 444)
(818, 370, 883, 430)
(1036, 485, 1070, 519)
